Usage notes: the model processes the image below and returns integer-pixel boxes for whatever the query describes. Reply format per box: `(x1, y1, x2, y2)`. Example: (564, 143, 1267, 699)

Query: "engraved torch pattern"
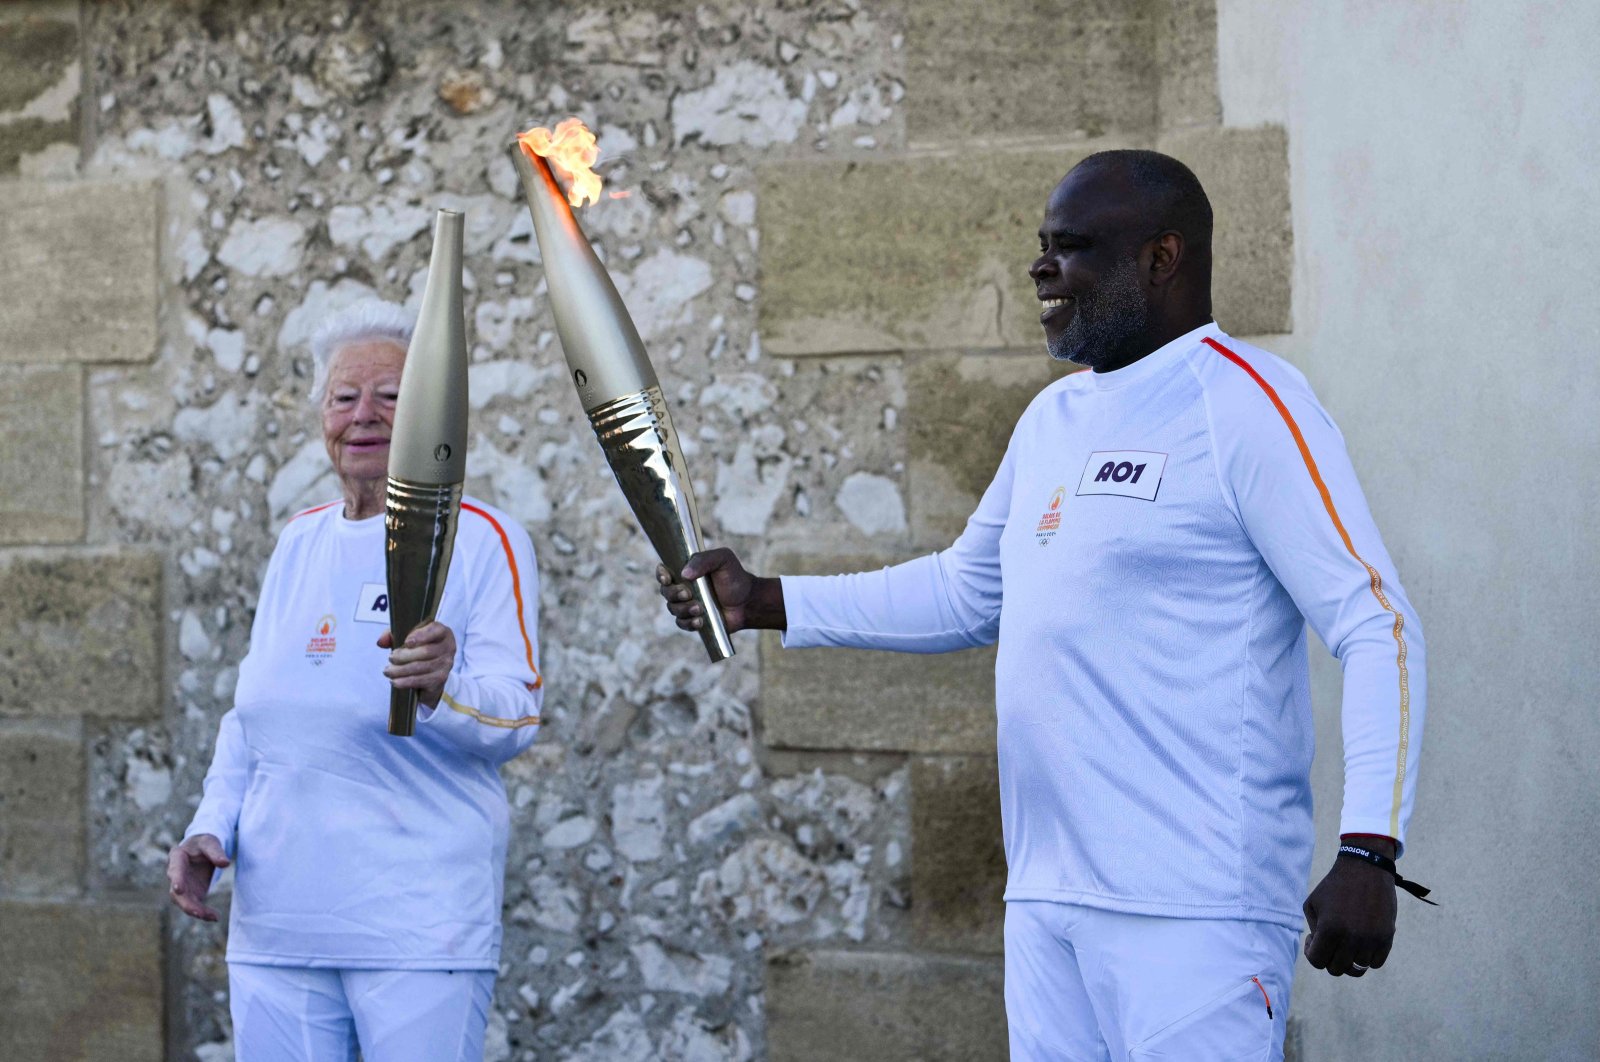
(384, 209, 469, 735)
(587, 387, 735, 661)
(384, 479, 462, 736)
(510, 142, 734, 662)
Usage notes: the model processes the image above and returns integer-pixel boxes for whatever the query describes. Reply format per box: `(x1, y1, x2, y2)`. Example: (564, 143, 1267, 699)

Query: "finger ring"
(1351, 963, 1369, 972)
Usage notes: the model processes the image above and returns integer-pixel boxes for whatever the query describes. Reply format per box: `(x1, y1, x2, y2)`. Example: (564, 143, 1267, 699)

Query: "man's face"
(321, 338, 405, 487)
(1029, 167, 1150, 370)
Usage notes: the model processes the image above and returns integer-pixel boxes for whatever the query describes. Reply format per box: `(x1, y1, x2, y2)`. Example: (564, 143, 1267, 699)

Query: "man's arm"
(663, 426, 1018, 651)
(1204, 340, 1428, 977)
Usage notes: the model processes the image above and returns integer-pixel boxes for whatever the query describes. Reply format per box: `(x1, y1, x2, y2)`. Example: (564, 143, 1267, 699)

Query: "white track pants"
(229, 964, 494, 1062)
(1005, 902, 1299, 1062)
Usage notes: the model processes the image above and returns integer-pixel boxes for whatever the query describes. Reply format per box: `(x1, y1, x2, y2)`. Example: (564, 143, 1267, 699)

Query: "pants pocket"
(1129, 975, 1275, 1062)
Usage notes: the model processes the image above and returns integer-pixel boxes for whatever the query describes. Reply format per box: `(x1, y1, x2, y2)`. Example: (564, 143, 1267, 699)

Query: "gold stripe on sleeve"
(440, 690, 542, 730)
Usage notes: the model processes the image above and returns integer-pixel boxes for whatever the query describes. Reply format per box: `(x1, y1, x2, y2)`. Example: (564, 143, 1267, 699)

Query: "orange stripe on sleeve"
(461, 502, 544, 691)
(1203, 336, 1412, 837)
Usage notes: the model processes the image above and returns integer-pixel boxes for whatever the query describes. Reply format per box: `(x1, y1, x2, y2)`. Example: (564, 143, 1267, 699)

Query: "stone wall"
(0, 2, 1290, 1059)
(1, 3, 168, 1059)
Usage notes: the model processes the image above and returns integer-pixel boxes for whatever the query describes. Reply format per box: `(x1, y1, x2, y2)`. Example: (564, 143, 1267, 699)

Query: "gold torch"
(510, 121, 733, 662)
(384, 208, 469, 735)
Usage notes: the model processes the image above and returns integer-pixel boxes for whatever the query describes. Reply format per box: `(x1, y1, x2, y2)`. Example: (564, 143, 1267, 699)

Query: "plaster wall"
(1218, 2, 1600, 1058)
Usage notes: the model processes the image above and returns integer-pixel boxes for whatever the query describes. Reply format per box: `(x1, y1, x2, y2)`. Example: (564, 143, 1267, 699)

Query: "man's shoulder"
(1183, 333, 1351, 466)
(1182, 331, 1317, 409)
(1016, 369, 1087, 426)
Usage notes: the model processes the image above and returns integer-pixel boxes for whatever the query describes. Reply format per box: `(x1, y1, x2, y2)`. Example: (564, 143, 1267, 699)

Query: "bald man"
(661, 150, 1430, 1061)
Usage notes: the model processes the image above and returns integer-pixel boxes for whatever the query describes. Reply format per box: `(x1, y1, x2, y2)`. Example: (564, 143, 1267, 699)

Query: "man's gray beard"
(1045, 256, 1149, 370)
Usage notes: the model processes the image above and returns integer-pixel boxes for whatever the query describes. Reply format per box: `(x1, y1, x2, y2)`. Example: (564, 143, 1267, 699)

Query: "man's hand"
(167, 834, 230, 922)
(378, 621, 457, 708)
(656, 548, 785, 633)
(1303, 845, 1398, 977)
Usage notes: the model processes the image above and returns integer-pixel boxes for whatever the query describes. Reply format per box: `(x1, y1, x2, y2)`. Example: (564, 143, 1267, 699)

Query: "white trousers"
(1005, 902, 1300, 1062)
(229, 963, 495, 1062)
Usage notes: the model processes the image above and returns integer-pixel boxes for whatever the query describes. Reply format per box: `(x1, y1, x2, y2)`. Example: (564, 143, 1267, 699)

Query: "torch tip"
(514, 119, 604, 209)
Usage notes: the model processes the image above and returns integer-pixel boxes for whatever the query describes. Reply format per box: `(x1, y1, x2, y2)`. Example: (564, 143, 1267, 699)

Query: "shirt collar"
(1084, 320, 1223, 392)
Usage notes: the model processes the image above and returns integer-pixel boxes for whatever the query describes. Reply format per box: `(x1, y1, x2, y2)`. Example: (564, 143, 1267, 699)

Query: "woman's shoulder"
(284, 499, 342, 527)
(456, 496, 537, 558)
(273, 499, 342, 548)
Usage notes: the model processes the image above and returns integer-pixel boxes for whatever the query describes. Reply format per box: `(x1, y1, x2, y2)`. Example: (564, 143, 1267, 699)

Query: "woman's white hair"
(307, 298, 415, 402)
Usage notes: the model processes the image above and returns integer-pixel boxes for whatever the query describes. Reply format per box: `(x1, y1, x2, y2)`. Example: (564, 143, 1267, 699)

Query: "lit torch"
(510, 119, 734, 663)
(385, 209, 469, 735)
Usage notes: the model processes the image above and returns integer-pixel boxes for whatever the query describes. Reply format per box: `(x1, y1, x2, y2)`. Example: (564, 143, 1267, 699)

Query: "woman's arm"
(168, 709, 247, 921)
(399, 505, 544, 764)
(182, 709, 248, 858)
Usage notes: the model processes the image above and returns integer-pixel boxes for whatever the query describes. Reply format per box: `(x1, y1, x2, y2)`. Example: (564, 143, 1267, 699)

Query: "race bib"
(1076, 451, 1167, 501)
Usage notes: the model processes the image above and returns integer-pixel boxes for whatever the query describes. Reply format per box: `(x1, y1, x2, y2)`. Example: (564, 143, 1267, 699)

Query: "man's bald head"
(1065, 149, 1213, 278)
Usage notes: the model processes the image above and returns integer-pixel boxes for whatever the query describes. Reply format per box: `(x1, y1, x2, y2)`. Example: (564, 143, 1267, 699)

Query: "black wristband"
(1337, 845, 1438, 905)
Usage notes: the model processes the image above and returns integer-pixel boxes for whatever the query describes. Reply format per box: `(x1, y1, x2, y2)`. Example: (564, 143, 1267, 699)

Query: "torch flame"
(516, 117, 603, 209)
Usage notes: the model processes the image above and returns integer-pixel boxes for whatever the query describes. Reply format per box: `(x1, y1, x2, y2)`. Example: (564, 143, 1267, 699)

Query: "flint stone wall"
(0, 1, 1291, 1058)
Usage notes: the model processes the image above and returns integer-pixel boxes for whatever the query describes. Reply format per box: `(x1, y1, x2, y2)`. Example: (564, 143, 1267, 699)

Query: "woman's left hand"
(378, 621, 458, 708)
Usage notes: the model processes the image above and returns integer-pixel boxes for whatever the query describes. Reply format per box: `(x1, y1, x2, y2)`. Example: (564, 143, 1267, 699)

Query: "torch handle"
(389, 688, 420, 738)
(688, 575, 735, 662)
(384, 478, 463, 737)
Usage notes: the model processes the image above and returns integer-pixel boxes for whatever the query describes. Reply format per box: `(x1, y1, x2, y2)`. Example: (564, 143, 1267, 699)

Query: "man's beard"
(1045, 256, 1149, 370)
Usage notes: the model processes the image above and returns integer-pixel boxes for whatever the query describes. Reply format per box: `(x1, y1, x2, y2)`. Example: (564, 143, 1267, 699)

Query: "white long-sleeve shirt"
(782, 323, 1426, 929)
(184, 497, 543, 969)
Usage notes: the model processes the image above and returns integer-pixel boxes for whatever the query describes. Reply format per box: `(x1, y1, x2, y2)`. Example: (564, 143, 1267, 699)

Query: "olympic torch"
(384, 208, 469, 735)
(509, 122, 733, 662)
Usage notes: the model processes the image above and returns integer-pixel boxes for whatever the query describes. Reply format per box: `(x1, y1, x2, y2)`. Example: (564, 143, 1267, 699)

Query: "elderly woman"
(166, 300, 543, 1062)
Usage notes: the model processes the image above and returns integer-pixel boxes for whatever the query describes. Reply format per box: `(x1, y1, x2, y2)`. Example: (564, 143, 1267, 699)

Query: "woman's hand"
(378, 621, 458, 708)
(167, 834, 229, 922)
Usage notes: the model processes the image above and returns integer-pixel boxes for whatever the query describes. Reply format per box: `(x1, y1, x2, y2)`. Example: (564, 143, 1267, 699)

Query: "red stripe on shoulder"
(288, 501, 340, 522)
(461, 502, 543, 690)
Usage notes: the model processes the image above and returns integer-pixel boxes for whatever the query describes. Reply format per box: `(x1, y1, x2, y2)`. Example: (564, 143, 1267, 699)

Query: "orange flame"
(516, 117, 603, 209)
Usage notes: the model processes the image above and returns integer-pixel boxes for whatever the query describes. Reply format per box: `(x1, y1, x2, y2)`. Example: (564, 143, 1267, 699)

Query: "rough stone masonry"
(0, 1, 1290, 1059)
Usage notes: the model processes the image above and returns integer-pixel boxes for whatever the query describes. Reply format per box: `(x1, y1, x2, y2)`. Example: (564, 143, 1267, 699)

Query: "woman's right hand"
(167, 834, 230, 922)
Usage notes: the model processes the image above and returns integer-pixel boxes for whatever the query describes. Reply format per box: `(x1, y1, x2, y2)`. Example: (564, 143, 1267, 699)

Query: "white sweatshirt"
(184, 497, 542, 969)
(782, 323, 1426, 929)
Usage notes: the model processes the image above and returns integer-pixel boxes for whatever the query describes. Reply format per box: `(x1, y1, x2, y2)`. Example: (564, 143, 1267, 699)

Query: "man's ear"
(1146, 231, 1184, 287)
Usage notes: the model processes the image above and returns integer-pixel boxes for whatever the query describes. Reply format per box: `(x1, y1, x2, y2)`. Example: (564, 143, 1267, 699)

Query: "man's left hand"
(1303, 847, 1398, 978)
(378, 621, 457, 708)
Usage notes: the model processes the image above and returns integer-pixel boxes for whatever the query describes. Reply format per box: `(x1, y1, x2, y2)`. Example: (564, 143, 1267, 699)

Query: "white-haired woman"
(166, 300, 544, 1062)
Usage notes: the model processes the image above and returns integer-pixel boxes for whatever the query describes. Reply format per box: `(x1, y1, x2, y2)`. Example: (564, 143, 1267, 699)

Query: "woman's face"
(321, 339, 406, 488)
